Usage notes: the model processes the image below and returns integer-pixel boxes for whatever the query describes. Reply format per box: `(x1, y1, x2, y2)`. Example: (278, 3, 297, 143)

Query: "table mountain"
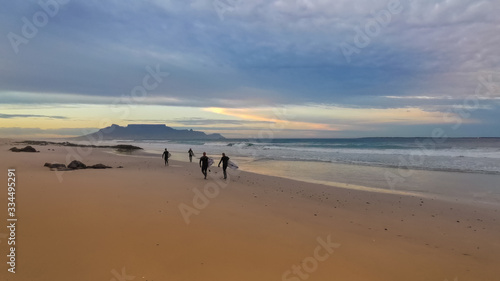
(77, 124, 225, 141)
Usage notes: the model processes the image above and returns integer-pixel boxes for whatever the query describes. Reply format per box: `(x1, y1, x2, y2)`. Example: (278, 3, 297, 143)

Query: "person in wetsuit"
(218, 153, 229, 179)
(162, 148, 169, 166)
(188, 148, 194, 162)
(199, 152, 209, 179)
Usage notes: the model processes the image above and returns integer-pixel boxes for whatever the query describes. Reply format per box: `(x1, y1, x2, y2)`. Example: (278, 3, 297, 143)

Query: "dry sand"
(0, 139, 499, 281)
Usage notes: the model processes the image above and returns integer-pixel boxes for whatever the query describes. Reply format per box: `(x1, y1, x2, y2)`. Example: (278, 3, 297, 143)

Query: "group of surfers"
(162, 148, 230, 180)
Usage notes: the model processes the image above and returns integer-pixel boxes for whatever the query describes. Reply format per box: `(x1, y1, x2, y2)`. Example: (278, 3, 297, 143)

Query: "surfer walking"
(188, 148, 194, 162)
(199, 152, 209, 179)
(162, 148, 170, 166)
(218, 153, 230, 180)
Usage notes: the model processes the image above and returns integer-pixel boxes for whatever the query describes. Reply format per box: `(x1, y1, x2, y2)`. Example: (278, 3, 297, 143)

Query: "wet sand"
(0, 139, 499, 281)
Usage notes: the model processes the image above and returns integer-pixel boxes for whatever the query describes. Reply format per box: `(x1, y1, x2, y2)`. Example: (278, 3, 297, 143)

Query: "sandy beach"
(1, 139, 499, 281)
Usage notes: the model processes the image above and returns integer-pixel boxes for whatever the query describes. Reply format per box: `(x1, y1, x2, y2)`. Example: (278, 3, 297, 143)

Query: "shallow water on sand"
(241, 159, 500, 208)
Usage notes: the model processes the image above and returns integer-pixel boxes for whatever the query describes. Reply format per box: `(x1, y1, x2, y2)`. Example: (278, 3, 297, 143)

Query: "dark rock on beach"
(68, 160, 87, 169)
(44, 163, 67, 170)
(44, 161, 112, 171)
(10, 146, 38, 152)
(114, 144, 143, 152)
(17, 140, 143, 151)
(89, 164, 112, 169)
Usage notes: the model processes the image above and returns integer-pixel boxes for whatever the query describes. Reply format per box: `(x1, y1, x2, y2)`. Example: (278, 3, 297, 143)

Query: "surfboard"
(168, 152, 172, 158)
(208, 157, 214, 167)
(228, 160, 239, 169)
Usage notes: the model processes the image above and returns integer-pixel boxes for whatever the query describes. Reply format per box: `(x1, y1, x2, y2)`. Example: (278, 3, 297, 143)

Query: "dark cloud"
(1, 1, 498, 103)
(0, 127, 98, 136)
(122, 118, 273, 126)
(169, 118, 272, 126)
(0, 113, 67, 119)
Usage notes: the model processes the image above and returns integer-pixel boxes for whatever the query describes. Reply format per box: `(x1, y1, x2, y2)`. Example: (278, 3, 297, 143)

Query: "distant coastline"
(75, 124, 225, 141)
(16, 140, 143, 152)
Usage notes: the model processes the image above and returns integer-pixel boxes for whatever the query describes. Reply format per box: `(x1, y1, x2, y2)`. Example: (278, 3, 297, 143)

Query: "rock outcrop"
(68, 160, 87, 169)
(44, 161, 113, 170)
(88, 164, 112, 169)
(44, 163, 67, 170)
(10, 146, 38, 152)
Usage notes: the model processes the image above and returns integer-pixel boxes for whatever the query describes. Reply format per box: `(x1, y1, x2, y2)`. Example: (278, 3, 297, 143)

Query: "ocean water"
(88, 137, 500, 206)
(135, 137, 500, 174)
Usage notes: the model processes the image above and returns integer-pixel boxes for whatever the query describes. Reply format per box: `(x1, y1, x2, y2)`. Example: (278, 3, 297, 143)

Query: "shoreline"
(8, 138, 500, 208)
(113, 145, 500, 209)
(14, 138, 500, 208)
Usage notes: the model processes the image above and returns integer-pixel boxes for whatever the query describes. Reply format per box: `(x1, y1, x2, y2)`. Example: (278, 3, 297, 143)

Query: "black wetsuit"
(199, 155, 209, 179)
(218, 156, 229, 179)
(188, 149, 194, 162)
(162, 150, 169, 166)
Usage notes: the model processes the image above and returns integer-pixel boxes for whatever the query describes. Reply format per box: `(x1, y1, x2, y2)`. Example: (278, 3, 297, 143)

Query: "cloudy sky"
(1, 0, 499, 138)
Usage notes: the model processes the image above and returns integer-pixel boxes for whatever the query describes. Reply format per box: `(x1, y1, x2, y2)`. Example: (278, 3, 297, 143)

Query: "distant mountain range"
(76, 124, 225, 141)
